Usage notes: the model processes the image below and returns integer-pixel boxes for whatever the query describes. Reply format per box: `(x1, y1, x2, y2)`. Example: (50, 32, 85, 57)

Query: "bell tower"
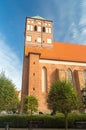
(24, 16, 53, 48)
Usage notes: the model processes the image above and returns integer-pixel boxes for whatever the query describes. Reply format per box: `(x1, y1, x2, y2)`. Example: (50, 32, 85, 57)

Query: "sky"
(0, 0, 86, 90)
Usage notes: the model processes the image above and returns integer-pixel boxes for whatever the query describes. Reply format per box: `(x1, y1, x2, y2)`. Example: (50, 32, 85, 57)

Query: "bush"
(0, 115, 28, 128)
(0, 113, 86, 128)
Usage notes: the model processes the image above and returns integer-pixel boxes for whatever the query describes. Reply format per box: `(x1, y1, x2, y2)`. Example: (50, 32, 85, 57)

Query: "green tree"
(0, 72, 19, 112)
(24, 95, 38, 115)
(47, 80, 80, 130)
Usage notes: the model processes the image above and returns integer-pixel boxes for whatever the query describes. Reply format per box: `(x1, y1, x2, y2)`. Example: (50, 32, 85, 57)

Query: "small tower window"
(27, 25, 30, 30)
(27, 25, 33, 31)
(49, 28, 51, 33)
(33, 61, 35, 64)
(47, 38, 52, 44)
(46, 28, 48, 33)
(27, 20, 30, 23)
(42, 27, 45, 32)
(33, 73, 35, 76)
(31, 25, 33, 31)
(33, 87, 35, 91)
(26, 36, 32, 41)
(37, 37, 41, 43)
(38, 26, 41, 32)
(34, 25, 37, 31)
(48, 23, 51, 26)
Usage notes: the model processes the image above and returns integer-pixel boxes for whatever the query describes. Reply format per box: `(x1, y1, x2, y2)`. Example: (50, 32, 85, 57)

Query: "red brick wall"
(22, 53, 86, 113)
(21, 56, 29, 111)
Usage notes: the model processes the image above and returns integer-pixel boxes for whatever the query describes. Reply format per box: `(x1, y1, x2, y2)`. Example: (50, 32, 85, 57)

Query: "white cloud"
(0, 33, 22, 90)
(40, 0, 86, 44)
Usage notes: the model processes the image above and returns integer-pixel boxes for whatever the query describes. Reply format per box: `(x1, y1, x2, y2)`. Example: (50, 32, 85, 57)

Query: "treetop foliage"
(47, 80, 80, 114)
(0, 71, 19, 112)
(24, 95, 38, 115)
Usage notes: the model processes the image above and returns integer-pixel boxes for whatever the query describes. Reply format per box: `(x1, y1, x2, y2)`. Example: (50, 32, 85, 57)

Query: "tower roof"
(32, 16, 45, 20)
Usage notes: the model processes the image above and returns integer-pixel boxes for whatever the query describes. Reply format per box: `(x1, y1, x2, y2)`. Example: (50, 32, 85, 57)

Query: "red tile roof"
(25, 42, 86, 62)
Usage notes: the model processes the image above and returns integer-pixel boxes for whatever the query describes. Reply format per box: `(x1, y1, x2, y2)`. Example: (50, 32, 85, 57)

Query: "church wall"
(37, 59, 86, 112)
(21, 56, 29, 111)
(28, 53, 40, 96)
(22, 54, 86, 113)
(78, 70, 85, 90)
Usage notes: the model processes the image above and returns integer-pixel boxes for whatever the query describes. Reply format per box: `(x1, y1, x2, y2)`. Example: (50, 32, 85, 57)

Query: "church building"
(21, 16, 86, 113)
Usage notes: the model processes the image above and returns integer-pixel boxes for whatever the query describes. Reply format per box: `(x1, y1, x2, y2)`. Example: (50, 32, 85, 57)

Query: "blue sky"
(0, 0, 86, 90)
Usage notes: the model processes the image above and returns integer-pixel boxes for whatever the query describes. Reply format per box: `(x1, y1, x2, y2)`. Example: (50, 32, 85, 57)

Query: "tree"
(0, 72, 19, 112)
(24, 95, 38, 115)
(47, 80, 80, 130)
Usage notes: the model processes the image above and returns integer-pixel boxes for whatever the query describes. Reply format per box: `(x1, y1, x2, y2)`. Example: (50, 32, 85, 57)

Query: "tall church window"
(83, 70, 86, 85)
(67, 69, 72, 84)
(34, 25, 37, 31)
(42, 67, 47, 92)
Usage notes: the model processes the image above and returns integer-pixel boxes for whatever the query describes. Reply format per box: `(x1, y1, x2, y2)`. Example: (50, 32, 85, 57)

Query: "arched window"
(67, 69, 72, 84)
(42, 67, 47, 92)
(42, 27, 45, 32)
(83, 70, 86, 85)
(34, 25, 37, 31)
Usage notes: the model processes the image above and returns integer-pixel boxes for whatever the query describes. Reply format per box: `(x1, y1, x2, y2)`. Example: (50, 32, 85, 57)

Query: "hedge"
(0, 113, 86, 128)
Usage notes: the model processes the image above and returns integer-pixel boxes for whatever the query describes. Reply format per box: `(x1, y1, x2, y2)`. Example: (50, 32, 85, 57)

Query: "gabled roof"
(25, 42, 86, 63)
